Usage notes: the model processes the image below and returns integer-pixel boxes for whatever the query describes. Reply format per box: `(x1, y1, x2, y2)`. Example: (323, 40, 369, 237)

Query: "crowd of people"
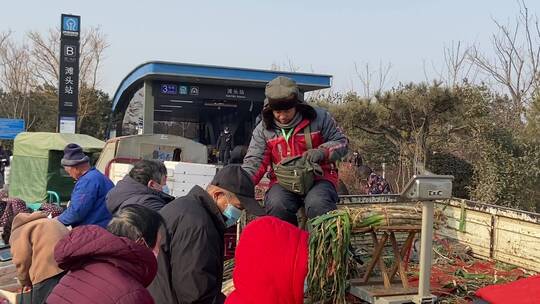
(0, 76, 394, 304)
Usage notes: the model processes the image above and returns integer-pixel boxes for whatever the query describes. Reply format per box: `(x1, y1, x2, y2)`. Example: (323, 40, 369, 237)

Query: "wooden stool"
(354, 226, 420, 289)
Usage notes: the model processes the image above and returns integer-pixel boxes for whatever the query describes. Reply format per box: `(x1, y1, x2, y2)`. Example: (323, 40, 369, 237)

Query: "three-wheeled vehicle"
(8, 132, 105, 208)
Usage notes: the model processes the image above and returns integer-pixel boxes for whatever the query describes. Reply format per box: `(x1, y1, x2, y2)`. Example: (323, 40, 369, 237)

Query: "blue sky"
(1, 0, 539, 95)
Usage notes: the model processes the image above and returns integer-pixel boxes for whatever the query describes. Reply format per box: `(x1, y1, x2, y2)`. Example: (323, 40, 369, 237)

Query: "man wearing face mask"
(106, 160, 174, 214)
(148, 164, 265, 304)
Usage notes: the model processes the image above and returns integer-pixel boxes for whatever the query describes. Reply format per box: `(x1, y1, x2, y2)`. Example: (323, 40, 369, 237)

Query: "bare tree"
(0, 32, 38, 128)
(468, 1, 540, 121)
(79, 27, 109, 90)
(27, 26, 109, 90)
(422, 41, 478, 87)
(27, 27, 109, 127)
(442, 41, 478, 86)
(27, 29, 60, 88)
(354, 61, 392, 98)
(270, 57, 301, 72)
(0, 32, 9, 50)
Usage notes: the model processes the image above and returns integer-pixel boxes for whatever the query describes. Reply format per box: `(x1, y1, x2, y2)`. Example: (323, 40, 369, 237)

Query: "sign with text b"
(58, 14, 80, 133)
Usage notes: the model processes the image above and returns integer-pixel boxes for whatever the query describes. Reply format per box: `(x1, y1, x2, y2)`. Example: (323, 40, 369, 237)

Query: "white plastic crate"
(107, 161, 217, 198)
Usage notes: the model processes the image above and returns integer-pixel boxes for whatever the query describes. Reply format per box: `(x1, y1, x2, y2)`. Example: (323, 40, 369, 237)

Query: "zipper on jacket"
(281, 128, 294, 156)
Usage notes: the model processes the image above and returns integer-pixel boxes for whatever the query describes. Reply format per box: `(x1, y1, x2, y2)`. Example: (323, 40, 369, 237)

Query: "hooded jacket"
(9, 212, 68, 286)
(148, 186, 226, 304)
(225, 216, 308, 304)
(106, 175, 175, 214)
(46, 225, 157, 304)
(243, 105, 348, 189)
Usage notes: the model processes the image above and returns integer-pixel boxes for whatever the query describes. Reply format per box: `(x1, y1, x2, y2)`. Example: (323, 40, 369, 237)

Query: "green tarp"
(9, 132, 105, 203)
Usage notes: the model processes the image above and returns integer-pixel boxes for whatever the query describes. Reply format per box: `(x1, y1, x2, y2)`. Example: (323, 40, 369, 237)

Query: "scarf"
(274, 112, 303, 130)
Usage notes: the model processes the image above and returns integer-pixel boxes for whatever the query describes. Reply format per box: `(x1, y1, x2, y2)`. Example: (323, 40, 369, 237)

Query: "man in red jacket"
(243, 76, 348, 225)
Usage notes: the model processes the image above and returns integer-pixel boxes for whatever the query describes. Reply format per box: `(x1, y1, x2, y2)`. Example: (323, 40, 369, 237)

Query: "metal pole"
(414, 200, 435, 303)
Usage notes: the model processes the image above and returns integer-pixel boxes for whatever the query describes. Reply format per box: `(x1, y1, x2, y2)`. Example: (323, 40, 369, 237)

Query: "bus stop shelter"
(111, 61, 332, 147)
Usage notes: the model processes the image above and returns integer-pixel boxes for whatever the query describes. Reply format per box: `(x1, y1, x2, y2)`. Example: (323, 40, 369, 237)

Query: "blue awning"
(112, 61, 332, 112)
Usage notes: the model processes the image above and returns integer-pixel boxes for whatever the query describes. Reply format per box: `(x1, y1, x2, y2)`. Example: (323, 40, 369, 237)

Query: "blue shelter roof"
(112, 61, 332, 112)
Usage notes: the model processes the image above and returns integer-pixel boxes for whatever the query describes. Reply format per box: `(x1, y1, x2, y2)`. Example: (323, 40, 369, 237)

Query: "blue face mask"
(161, 185, 170, 195)
(223, 204, 242, 228)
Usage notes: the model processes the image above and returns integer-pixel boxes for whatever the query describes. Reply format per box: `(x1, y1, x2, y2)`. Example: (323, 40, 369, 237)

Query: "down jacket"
(46, 225, 157, 304)
(243, 106, 348, 189)
(148, 186, 226, 304)
(225, 216, 309, 304)
(106, 175, 174, 214)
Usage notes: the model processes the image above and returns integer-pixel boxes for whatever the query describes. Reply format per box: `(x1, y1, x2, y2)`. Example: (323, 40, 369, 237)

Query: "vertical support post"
(489, 214, 496, 259)
(142, 80, 154, 134)
(414, 201, 436, 303)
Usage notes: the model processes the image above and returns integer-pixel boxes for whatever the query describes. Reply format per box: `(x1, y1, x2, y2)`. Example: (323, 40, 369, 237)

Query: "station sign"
(58, 14, 81, 133)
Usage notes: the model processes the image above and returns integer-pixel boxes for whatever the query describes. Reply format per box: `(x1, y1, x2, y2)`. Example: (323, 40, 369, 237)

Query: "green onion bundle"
(307, 204, 445, 303)
(307, 210, 384, 304)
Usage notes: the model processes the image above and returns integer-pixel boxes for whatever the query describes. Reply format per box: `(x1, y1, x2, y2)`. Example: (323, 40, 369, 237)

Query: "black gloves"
(303, 148, 326, 163)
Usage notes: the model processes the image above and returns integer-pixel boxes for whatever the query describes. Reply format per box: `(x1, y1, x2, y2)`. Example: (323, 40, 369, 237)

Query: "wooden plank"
(496, 217, 540, 238)
(375, 226, 421, 232)
(374, 231, 391, 289)
(437, 203, 492, 259)
(390, 232, 415, 279)
(389, 232, 409, 288)
(362, 232, 389, 284)
(437, 229, 491, 258)
(494, 217, 540, 272)
(440, 207, 493, 228)
(435, 200, 540, 272)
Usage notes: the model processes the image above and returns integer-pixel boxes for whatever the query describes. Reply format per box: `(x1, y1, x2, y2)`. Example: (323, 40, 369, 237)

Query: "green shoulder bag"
(273, 126, 323, 195)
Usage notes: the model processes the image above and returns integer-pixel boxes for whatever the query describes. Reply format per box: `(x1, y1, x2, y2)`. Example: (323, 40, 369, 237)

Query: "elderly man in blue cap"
(57, 143, 114, 228)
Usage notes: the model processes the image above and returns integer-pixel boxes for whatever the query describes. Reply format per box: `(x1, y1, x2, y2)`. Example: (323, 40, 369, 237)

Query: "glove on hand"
(303, 148, 326, 163)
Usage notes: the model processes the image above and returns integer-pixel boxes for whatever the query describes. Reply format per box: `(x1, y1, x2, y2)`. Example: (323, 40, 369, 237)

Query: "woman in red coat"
(47, 205, 164, 304)
(226, 216, 309, 304)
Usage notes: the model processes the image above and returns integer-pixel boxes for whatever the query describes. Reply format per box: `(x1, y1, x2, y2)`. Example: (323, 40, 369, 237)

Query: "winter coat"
(9, 212, 69, 286)
(217, 132, 233, 151)
(57, 168, 114, 228)
(46, 225, 157, 304)
(225, 216, 309, 304)
(106, 175, 174, 214)
(148, 186, 226, 304)
(243, 106, 348, 190)
(365, 173, 391, 194)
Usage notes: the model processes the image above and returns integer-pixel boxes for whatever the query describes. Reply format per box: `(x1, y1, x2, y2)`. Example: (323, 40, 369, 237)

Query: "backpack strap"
(303, 124, 312, 150)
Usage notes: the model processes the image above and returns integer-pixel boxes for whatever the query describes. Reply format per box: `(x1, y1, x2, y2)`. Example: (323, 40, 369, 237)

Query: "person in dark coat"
(216, 127, 233, 165)
(47, 205, 164, 304)
(106, 160, 174, 214)
(57, 143, 114, 228)
(0, 145, 9, 186)
(148, 165, 266, 304)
